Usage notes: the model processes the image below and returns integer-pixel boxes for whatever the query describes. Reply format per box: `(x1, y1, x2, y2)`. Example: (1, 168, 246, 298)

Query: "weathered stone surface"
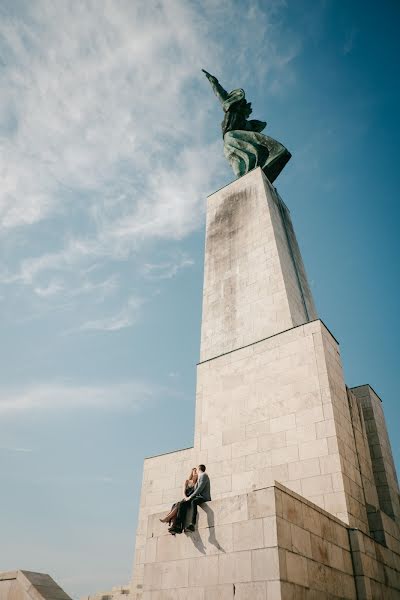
(0, 572, 72, 600)
(124, 171, 400, 599)
(133, 484, 400, 599)
(199, 168, 317, 363)
(352, 385, 400, 522)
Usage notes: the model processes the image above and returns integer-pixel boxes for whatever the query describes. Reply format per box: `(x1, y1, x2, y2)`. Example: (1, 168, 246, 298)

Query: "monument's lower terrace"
(142, 483, 400, 599)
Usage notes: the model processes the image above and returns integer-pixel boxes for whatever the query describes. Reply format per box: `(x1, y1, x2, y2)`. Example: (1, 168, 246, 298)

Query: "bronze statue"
(202, 70, 291, 182)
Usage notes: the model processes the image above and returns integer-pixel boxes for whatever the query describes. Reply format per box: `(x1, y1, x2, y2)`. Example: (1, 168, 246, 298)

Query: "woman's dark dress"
(166, 484, 195, 525)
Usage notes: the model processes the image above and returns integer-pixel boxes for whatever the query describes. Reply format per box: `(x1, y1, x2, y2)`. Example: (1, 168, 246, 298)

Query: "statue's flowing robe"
(221, 89, 291, 182)
(223, 130, 290, 181)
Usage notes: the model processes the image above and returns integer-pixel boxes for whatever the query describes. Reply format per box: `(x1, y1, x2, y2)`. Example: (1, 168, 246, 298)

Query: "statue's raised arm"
(202, 69, 291, 183)
(202, 70, 228, 106)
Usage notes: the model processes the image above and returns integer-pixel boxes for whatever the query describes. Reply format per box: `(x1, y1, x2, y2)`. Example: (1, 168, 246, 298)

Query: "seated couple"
(160, 464, 211, 535)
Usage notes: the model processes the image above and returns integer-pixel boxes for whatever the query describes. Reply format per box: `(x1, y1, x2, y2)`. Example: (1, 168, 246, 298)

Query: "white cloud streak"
(0, 380, 161, 413)
(0, 447, 33, 453)
(0, 0, 300, 326)
(77, 295, 142, 332)
(33, 282, 64, 297)
(142, 255, 194, 280)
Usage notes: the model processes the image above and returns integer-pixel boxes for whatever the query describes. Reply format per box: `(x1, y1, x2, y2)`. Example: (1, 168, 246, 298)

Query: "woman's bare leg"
(159, 506, 178, 523)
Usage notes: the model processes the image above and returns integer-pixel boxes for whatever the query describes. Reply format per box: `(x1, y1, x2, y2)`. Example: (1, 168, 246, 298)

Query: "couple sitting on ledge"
(160, 464, 211, 535)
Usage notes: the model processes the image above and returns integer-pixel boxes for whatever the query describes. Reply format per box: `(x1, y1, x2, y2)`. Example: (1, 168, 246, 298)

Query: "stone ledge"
(197, 318, 339, 366)
(139, 483, 400, 599)
(144, 446, 194, 462)
(271, 481, 350, 529)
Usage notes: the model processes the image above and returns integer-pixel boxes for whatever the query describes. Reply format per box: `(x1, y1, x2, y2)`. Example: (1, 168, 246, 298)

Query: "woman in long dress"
(159, 467, 198, 531)
(202, 70, 291, 182)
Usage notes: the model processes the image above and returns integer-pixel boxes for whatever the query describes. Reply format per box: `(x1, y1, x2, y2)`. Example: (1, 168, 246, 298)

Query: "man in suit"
(170, 464, 211, 534)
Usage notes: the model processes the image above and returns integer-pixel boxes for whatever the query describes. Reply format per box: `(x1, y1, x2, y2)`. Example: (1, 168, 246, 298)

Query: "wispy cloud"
(0, 380, 161, 414)
(69, 275, 119, 299)
(33, 281, 64, 297)
(0, 446, 33, 453)
(0, 1, 301, 333)
(0, 2, 219, 231)
(77, 295, 142, 332)
(0, 0, 299, 292)
(142, 255, 194, 280)
(34, 274, 119, 301)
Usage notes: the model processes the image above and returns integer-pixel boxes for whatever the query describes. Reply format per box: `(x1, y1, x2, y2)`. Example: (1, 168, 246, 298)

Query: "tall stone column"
(200, 167, 317, 363)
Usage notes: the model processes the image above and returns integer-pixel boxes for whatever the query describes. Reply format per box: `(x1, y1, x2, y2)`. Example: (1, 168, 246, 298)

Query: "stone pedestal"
(126, 170, 400, 599)
(200, 168, 317, 363)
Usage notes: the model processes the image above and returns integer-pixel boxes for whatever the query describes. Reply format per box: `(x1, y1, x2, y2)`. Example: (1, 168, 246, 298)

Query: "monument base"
(141, 482, 400, 599)
(85, 170, 400, 600)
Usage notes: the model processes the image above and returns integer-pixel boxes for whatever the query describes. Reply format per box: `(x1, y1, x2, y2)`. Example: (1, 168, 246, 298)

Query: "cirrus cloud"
(0, 379, 165, 414)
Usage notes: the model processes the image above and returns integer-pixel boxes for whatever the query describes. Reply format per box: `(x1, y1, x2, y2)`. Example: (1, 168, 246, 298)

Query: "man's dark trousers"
(177, 495, 206, 529)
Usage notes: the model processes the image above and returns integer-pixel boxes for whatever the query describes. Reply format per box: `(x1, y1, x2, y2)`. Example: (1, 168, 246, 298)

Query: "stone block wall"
(195, 319, 368, 529)
(349, 526, 400, 599)
(141, 483, 361, 599)
(132, 319, 400, 596)
(131, 447, 198, 595)
(346, 388, 379, 512)
(136, 483, 400, 599)
(273, 483, 357, 599)
(351, 385, 400, 522)
(200, 168, 317, 363)
(82, 585, 131, 600)
(272, 191, 317, 330)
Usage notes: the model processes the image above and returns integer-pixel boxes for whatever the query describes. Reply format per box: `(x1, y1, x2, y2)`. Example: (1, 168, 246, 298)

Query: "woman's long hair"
(187, 467, 198, 485)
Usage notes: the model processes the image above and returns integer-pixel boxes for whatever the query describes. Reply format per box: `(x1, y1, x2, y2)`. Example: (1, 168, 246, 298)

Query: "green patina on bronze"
(202, 70, 291, 182)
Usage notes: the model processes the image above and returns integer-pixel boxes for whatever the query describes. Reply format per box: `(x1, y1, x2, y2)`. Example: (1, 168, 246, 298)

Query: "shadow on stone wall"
(186, 504, 226, 554)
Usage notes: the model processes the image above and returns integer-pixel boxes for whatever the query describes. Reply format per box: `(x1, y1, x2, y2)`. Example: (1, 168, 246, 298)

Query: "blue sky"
(1, 0, 399, 597)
